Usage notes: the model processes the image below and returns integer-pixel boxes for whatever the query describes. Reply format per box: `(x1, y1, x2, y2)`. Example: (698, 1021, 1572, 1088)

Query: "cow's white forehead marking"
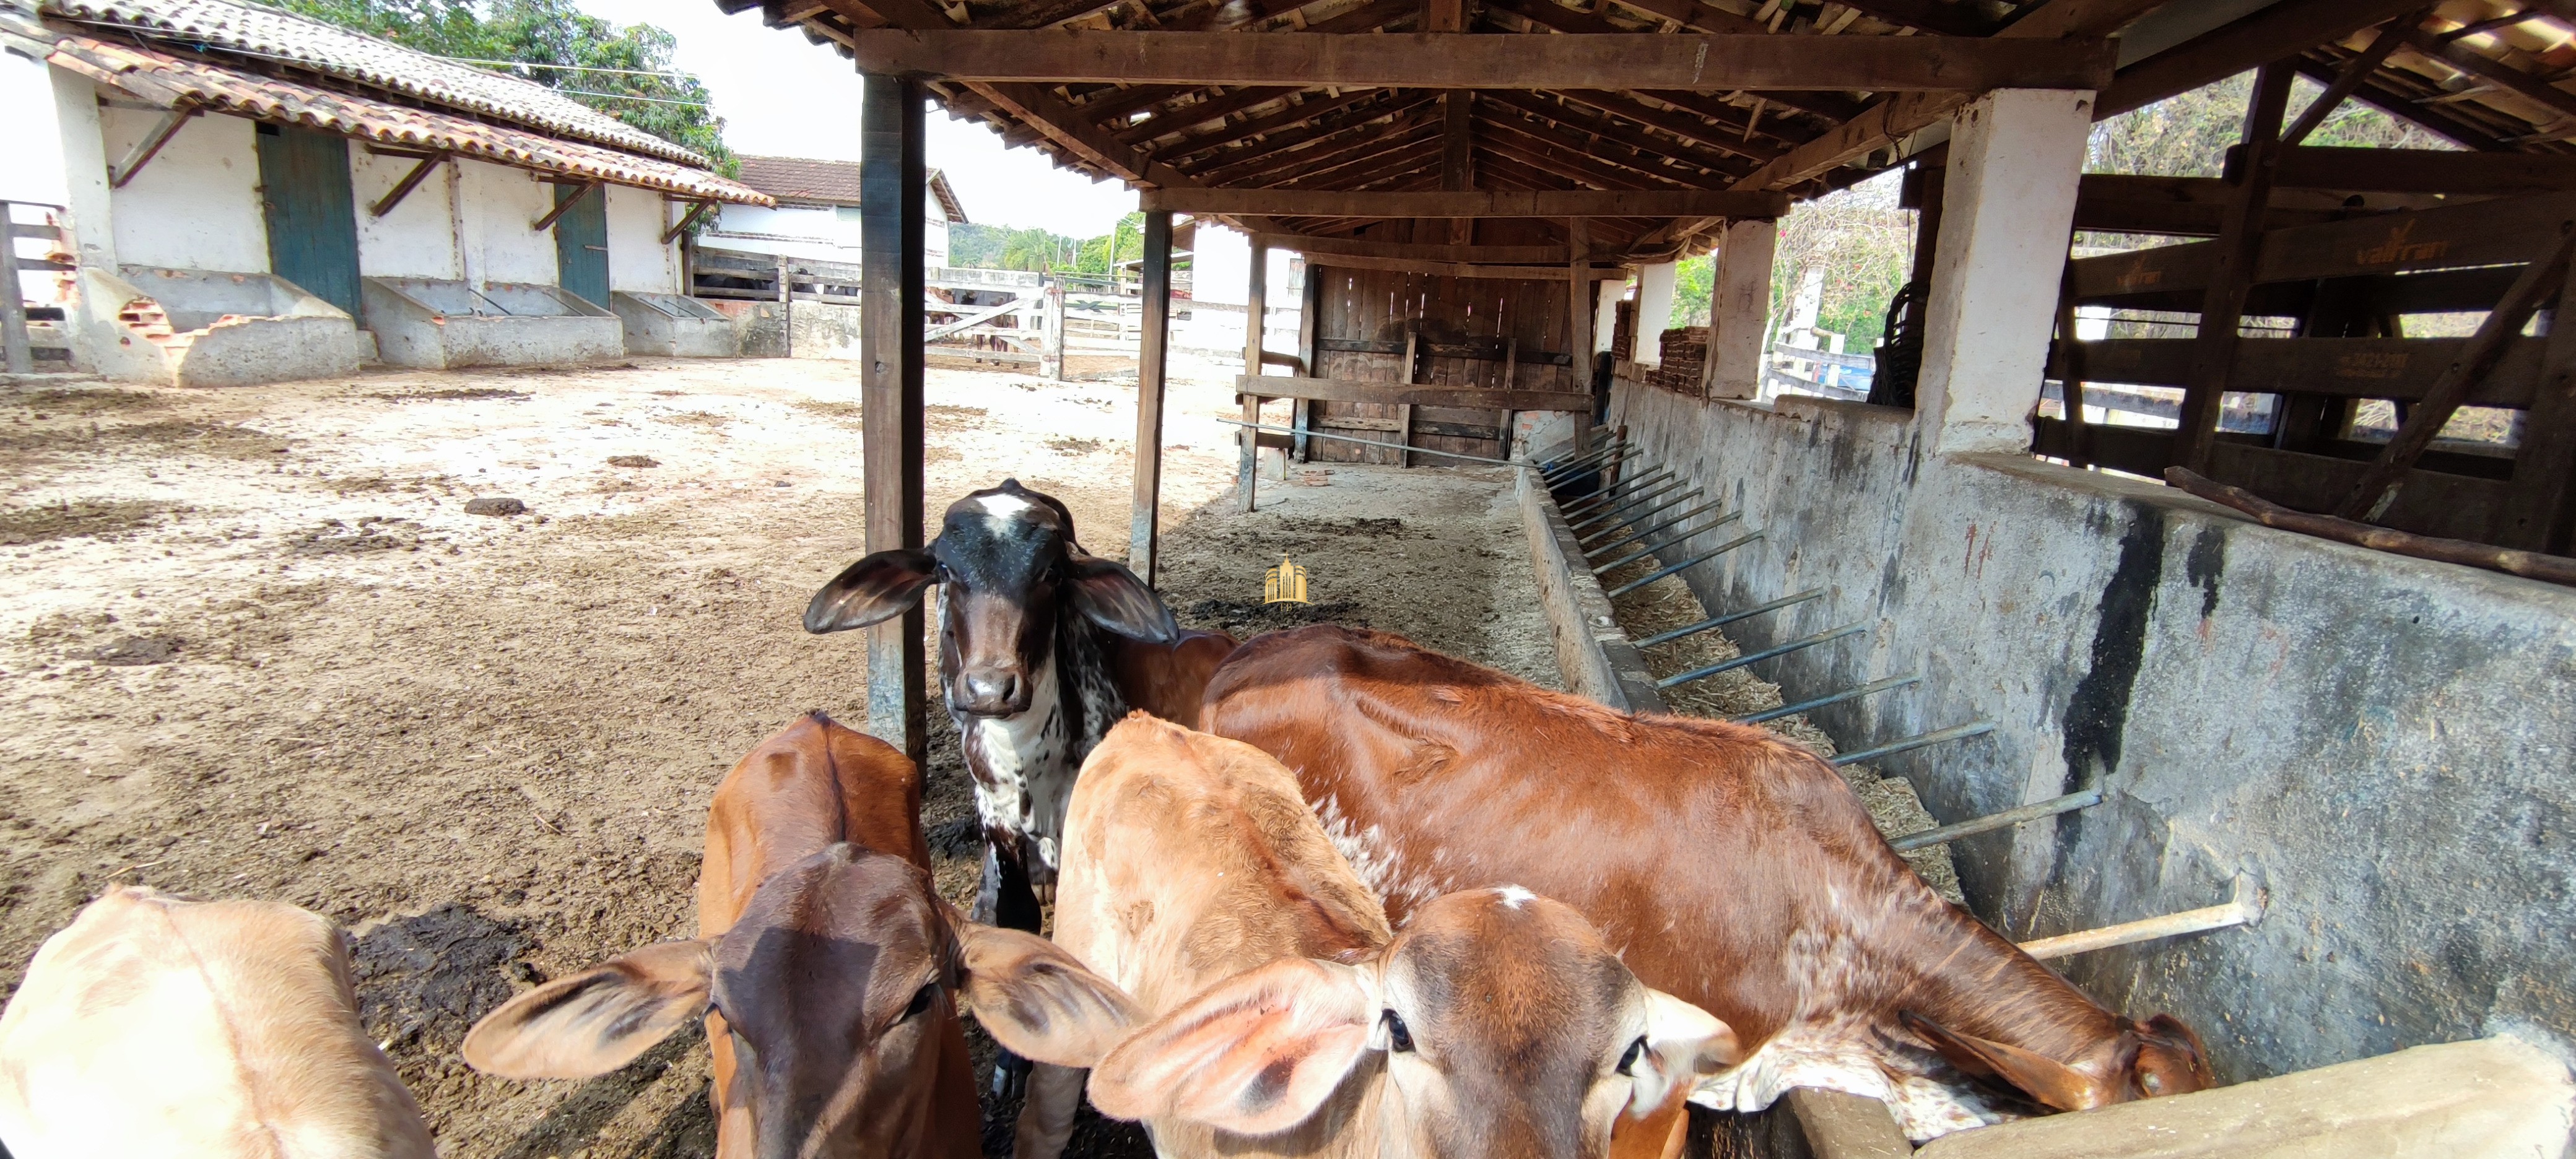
(968, 491, 1044, 536)
(1495, 885, 1536, 909)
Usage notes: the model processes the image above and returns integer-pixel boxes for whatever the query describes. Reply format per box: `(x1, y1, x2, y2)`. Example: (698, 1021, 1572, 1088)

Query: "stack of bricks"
(1645, 326, 1708, 393)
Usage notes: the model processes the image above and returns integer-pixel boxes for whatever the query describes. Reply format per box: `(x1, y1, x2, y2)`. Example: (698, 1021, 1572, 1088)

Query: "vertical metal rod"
(1890, 789, 2102, 853)
(1640, 589, 1825, 648)
(1829, 721, 1996, 767)
(1657, 620, 1860, 687)
(1728, 672, 1914, 724)
(1606, 531, 1764, 599)
(1590, 510, 1743, 575)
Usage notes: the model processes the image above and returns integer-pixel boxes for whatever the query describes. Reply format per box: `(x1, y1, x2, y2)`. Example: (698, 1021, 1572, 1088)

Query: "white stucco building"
(702, 155, 966, 268)
(1, 0, 769, 381)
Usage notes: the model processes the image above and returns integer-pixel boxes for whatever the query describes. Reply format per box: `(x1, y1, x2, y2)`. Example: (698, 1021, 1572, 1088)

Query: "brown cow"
(1201, 627, 2214, 1141)
(1011, 714, 1734, 1159)
(464, 713, 1137, 1159)
(0, 888, 435, 1159)
(805, 479, 1237, 935)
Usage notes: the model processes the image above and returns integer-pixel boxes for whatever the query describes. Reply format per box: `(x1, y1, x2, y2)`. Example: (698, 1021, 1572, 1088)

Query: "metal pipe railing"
(1642, 589, 1825, 649)
(1605, 531, 1764, 599)
(1890, 789, 2102, 853)
(1590, 511, 1744, 576)
(1657, 621, 1861, 687)
(1586, 504, 1734, 566)
(1729, 671, 1915, 724)
(1577, 488, 1707, 545)
(1562, 469, 1679, 521)
(1829, 721, 1996, 767)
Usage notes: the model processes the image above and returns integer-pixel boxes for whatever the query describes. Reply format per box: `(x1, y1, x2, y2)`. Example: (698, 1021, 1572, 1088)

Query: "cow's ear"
(806, 548, 938, 634)
(1902, 1011, 2107, 1112)
(957, 924, 1141, 1067)
(1087, 957, 1375, 1134)
(463, 940, 713, 1079)
(1626, 988, 1737, 1120)
(1064, 553, 1178, 643)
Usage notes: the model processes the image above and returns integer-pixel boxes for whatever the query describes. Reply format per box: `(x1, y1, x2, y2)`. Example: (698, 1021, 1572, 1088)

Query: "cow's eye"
(1382, 1010, 1414, 1053)
(1617, 1036, 1647, 1076)
(901, 983, 938, 1021)
(2141, 1070, 2165, 1095)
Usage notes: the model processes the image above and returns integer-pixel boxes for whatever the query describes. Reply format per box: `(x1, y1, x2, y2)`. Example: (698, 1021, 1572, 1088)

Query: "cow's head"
(1901, 1008, 2215, 1115)
(804, 479, 1177, 717)
(1086, 887, 1738, 1159)
(463, 844, 1137, 1159)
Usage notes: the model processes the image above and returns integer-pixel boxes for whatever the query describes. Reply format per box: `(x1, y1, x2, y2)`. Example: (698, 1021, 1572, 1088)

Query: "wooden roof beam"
(2097, 0, 2435, 119)
(1141, 188, 1789, 215)
(1251, 233, 1574, 262)
(1473, 147, 1586, 190)
(846, 29, 2116, 90)
(1264, 126, 1449, 187)
(1183, 98, 1441, 183)
(1547, 89, 1786, 162)
(1484, 90, 1754, 175)
(962, 80, 1199, 186)
(1475, 108, 1721, 188)
(1155, 90, 1392, 163)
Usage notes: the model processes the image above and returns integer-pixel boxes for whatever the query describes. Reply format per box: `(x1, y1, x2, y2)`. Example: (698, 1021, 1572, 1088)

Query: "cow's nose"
(960, 671, 1022, 714)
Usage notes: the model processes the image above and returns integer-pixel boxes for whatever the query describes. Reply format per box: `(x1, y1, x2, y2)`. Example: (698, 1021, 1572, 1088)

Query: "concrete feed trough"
(611, 292, 740, 357)
(362, 278, 624, 369)
(81, 266, 363, 387)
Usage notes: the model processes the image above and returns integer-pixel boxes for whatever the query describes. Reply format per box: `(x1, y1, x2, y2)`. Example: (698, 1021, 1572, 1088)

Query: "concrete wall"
(351, 147, 461, 280)
(100, 104, 266, 272)
(604, 183, 678, 294)
(451, 158, 555, 288)
(1607, 380, 2576, 1086)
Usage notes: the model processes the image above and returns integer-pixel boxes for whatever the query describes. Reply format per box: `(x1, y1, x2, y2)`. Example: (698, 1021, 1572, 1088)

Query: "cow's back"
(1203, 626, 1952, 1047)
(1055, 713, 1388, 1015)
(0, 887, 433, 1159)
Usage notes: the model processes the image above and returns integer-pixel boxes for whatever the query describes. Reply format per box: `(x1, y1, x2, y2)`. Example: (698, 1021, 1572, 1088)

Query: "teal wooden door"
(554, 185, 609, 306)
(254, 124, 362, 318)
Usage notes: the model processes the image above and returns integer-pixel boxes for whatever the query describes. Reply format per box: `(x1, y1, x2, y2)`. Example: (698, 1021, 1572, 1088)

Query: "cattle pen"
(5, 0, 2576, 1154)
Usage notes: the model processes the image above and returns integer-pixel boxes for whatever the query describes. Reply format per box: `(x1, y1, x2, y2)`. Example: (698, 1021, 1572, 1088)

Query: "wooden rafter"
(1156, 90, 1394, 163)
(1144, 188, 1789, 216)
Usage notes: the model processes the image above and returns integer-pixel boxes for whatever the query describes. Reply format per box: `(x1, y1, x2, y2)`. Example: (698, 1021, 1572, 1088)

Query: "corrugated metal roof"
(43, 0, 710, 167)
(735, 154, 970, 222)
(49, 32, 772, 204)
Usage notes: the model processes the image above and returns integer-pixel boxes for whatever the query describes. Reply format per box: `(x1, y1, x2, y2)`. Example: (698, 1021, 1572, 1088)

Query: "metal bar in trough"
(1561, 467, 1677, 519)
(2017, 875, 2263, 960)
(1889, 788, 2104, 852)
(1657, 620, 1860, 686)
(1642, 588, 1827, 649)
(1606, 531, 1764, 599)
(1733, 672, 1918, 725)
(1566, 475, 1689, 529)
(1541, 438, 1630, 481)
(1590, 511, 1746, 575)
(1578, 491, 1714, 548)
(1546, 446, 1641, 490)
(1830, 720, 1996, 767)
(1216, 419, 1531, 468)
(1586, 505, 1736, 567)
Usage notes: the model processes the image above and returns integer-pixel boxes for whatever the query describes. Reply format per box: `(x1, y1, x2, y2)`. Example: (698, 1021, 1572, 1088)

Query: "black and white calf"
(804, 479, 1233, 932)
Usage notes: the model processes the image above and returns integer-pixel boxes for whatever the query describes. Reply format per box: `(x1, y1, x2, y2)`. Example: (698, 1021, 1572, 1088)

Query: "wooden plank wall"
(1306, 264, 1582, 466)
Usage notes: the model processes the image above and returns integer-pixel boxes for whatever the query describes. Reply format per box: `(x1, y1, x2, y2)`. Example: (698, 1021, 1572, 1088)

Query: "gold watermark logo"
(1264, 555, 1310, 604)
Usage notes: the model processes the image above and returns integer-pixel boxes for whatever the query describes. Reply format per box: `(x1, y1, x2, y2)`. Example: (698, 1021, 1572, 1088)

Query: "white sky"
(574, 0, 1139, 237)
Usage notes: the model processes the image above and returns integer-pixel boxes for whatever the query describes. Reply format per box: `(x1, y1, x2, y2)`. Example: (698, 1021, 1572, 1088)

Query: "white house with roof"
(703, 155, 967, 268)
(0, 0, 771, 383)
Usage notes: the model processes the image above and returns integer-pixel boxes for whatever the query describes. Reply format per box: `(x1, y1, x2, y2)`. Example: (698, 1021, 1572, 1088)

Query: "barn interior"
(713, 0, 2576, 1151)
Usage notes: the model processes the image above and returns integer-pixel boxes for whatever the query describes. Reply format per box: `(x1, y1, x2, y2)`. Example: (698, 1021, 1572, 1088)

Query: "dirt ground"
(0, 354, 1559, 1158)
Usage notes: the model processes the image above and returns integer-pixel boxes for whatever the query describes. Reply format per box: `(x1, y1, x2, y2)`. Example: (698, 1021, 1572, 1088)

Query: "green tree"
(274, 0, 733, 167)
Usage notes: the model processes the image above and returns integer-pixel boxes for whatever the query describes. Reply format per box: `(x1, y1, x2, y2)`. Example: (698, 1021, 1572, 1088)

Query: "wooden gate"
(1303, 266, 1586, 464)
(254, 124, 361, 318)
(553, 185, 610, 307)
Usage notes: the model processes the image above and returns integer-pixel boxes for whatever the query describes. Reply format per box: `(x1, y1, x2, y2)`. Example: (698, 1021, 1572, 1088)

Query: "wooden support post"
(1399, 328, 1418, 467)
(1568, 217, 1595, 450)
(2281, 10, 2424, 147)
(108, 103, 198, 189)
(658, 198, 715, 245)
(2050, 246, 2089, 461)
(777, 252, 793, 358)
(529, 180, 600, 232)
(1238, 233, 1268, 511)
(2504, 258, 2576, 553)
(1704, 219, 1776, 400)
(859, 72, 928, 763)
(1440, 90, 1474, 246)
(1, 202, 30, 376)
(1294, 268, 1320, 462)
(370, 152, 449, 219)
(2175, 61, 2292, 475)
(2338, 230, 2576, 523)
(1132, 211, 1176, 579)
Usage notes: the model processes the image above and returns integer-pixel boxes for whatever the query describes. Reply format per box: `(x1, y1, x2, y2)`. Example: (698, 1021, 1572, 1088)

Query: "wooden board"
(1238, 376, 1591, 412)
(2074, 337, 2544, 407)
(2071, 192, 2576, 301)
(1300, 266, 1583, 464)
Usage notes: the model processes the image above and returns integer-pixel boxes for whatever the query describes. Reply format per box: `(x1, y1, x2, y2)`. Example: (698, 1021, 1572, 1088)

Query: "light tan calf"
(1015, 714, 1735, 1159)
(0, 887, 435, 1159)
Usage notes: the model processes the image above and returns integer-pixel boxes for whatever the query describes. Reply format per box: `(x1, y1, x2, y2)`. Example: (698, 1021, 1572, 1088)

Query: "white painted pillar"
(48, 71, 113, 271)
(1594, 274, 1623, 357)
(1634, 261, 1677, 365)
(1702, 219, 1775, 400)
(1916, 88, 2094, 456)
